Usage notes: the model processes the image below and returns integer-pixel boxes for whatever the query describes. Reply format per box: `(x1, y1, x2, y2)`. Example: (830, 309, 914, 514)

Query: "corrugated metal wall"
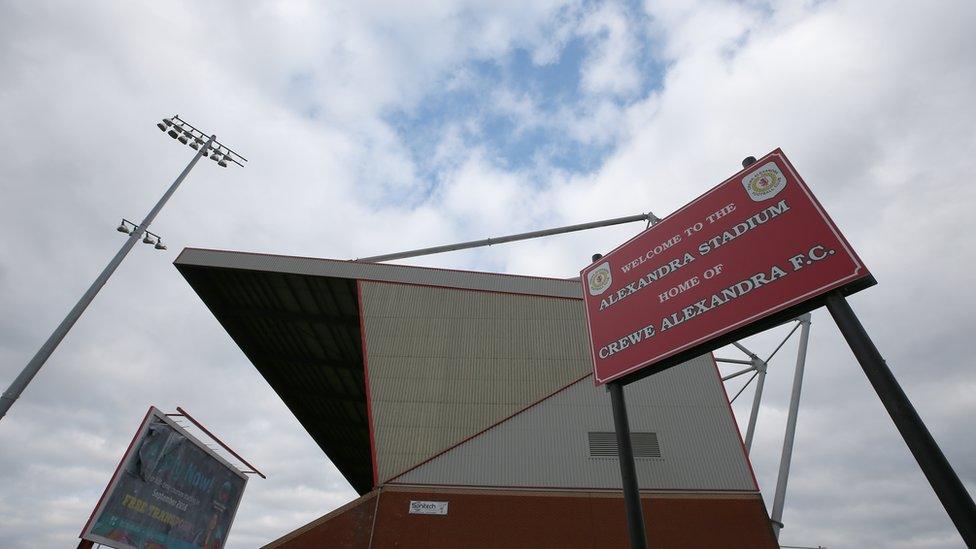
(359, 281, 591, 483)
(392, 354, 756, 491)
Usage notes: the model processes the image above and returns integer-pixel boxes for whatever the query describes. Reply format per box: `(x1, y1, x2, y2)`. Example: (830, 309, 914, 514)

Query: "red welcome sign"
(582, 149, 871, 385)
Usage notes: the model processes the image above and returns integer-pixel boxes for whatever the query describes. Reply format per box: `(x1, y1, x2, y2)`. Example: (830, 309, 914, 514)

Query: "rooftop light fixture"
(0, 114, 246, 422)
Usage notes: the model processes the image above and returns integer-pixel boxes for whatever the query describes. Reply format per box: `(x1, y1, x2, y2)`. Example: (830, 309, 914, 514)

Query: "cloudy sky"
(1, 0, 974, 547)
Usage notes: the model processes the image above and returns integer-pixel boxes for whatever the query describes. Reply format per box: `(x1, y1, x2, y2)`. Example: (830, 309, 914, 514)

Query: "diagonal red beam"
(173, 406, 266, 479)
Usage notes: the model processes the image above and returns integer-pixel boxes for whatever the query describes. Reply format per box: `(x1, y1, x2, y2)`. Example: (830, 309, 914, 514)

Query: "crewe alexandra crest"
(742, 162, 787, 202)
(587, 262, 613, 296)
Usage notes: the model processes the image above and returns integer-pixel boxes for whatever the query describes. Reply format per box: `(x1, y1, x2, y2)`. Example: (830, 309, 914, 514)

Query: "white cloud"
(1, 1, 975, 548)
(579, 3, 644, 97)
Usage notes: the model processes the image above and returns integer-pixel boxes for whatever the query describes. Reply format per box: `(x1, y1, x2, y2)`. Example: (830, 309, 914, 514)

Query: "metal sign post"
(608, 381, 648, 549)
(590, 250, 649, 549)
(769, 312, 811, 538)
(824, 292, 976, 546)
(716, 313, 812, 537)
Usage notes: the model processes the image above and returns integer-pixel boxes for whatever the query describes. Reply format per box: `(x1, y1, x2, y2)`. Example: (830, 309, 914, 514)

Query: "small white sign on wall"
(409, 500, 449, 515)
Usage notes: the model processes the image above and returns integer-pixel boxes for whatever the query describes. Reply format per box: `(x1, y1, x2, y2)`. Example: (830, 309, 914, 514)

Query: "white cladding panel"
(360, 281, 592, 483)
(392, 354, 756, 491)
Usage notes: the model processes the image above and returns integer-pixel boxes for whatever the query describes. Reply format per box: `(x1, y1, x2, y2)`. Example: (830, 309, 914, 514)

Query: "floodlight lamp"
(116, 223, 131, 234)
(168, 129, 180, 139)
(154, 240, 167, 250)
(178, 134, 189, 144)
(157, 122, 167, 131)
(189, 139, 201, 150)
(218, 158, 228, 167)
(164, 118, 174, 127)
(142, 234, 155, 244)
(210, 153, 221, 162)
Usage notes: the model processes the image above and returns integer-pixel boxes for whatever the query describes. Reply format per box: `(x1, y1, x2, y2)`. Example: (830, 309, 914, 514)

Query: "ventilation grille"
(588, 431, 661, 459)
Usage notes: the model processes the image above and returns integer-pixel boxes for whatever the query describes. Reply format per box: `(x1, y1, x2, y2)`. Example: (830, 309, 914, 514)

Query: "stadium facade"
(176, 248, 778, 548)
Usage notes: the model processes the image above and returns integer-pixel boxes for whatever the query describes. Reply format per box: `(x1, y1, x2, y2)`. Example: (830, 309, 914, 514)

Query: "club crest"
(742, 162, 787, 202)
(587, 262, 612, 296)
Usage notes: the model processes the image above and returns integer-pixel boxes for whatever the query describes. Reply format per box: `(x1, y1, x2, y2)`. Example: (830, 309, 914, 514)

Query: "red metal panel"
(262, 492, 378, 549)
(270, 489, 778, 549)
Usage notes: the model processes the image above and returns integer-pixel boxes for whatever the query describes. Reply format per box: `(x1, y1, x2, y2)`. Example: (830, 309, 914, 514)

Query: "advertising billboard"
(80, 407, 248, 549)
(581, 149, 872, 385)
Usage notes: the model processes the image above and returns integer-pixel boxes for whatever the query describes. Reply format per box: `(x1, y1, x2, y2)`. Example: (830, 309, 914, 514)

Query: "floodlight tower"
(0, 116, 247, 422)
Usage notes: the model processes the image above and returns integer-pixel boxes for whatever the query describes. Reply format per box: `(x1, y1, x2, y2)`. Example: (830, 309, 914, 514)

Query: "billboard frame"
(79, 406, 249, 549)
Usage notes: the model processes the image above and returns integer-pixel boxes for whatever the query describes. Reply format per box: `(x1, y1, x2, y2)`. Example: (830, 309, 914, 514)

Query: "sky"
(0, 0, 974, 547)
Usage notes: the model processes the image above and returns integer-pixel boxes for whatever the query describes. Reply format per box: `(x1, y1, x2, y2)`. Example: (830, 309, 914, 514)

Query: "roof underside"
(177, 260, 372, 493)
(175, 248, 584, 495)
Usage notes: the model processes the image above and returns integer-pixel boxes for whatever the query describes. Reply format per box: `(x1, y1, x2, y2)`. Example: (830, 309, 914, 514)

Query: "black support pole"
(824, 291, 976, 546)
(608, 381, 649, 549)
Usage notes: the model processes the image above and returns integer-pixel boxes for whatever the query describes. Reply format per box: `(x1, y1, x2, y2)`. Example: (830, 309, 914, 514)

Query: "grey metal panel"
(359, 281, 592, 483)
(393, 354, 756, 491)
(175, 248, 582, 299)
